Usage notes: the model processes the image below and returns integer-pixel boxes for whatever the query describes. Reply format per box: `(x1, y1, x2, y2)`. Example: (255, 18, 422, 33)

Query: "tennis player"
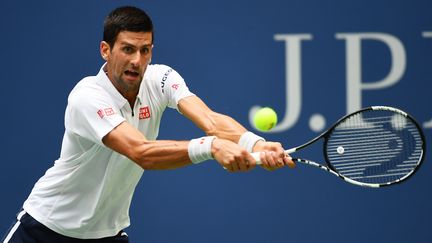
(2, 6, 294, 243)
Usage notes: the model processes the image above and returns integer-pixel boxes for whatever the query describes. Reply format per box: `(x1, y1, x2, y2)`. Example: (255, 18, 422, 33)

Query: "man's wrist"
(188, 136, 217, 164)
(238, 131, 265, 153)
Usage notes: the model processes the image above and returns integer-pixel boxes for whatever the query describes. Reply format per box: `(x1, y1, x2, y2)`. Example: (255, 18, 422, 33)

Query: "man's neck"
(104, 68, 138, 109)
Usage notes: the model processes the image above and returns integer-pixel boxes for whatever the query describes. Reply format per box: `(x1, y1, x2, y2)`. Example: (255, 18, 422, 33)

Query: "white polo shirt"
(23, 64, 194, 239)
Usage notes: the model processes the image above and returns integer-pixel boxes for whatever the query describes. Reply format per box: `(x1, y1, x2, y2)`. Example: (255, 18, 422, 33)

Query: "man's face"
(100, 31, 153, 95)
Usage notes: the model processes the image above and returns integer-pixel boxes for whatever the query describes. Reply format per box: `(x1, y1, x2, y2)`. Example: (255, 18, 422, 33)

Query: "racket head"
(323, 106, 426, 187)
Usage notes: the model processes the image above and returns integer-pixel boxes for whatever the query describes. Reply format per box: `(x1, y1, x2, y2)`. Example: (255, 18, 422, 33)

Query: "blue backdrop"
(1, 0, 431, 242)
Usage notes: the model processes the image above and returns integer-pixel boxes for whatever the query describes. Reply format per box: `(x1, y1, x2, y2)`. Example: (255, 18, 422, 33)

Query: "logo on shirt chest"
(139, 106, 151, 120)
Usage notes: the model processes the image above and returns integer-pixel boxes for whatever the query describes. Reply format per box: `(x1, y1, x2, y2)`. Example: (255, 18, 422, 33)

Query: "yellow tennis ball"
(253, 107, 278, 131)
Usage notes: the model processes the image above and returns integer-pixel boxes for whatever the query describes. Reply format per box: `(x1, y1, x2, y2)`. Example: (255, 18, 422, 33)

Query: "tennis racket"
(252, 106, 426, 188)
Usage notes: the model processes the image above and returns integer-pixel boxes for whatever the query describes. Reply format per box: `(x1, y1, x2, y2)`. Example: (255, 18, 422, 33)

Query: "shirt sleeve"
(160, 66, 195, 110)
(65, 83, 126, 145)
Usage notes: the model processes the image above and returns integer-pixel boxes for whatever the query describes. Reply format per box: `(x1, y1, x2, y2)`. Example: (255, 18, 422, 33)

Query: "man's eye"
(123, 47, 134, 53)
(141, 48, 150, 54)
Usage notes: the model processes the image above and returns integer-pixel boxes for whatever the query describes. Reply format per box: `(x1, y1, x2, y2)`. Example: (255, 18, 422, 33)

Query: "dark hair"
(103, 6, 154, 48)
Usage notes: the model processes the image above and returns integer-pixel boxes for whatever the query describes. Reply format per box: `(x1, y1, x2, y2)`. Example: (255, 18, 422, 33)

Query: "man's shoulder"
(142, 64, 176, 93)
(145, 64, 175, 79)
(75, 75, 100, 89)
(68, 76, 105, 101)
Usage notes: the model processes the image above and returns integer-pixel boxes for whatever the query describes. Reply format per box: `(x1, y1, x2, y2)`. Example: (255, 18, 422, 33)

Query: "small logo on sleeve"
(97, 108, 115, 118)
(139, 106, 151, 120)
(97, 109, 104, 118)
(104, 108, 115, 116)
(171, 83, 180, 90)
(160, 68, 173, 94)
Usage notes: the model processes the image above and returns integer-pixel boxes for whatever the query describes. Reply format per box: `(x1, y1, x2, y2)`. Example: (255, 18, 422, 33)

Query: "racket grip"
(251, 152, 262, 165)
(251, 148, 296, 165)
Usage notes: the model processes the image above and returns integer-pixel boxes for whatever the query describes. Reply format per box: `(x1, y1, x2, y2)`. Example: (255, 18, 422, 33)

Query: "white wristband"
(188, 136, 217, 164)
(238, 131, 265, 152)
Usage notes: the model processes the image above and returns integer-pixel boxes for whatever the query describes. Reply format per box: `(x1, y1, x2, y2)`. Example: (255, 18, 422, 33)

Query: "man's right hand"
(211, 138, 257, 172)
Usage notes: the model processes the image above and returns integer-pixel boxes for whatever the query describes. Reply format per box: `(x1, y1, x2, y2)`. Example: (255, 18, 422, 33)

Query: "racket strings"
(325, 110, 423, 185)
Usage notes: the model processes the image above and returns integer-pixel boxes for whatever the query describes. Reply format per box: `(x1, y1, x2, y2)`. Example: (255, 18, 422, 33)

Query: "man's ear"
(100, 41, 111, 61)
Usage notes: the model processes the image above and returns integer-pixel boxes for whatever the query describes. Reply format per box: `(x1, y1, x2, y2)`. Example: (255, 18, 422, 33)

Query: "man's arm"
(178, 96, 295, 169)
(102, 122, 192, 170)
(177, 95, 247, 141)
(101, 113, 257, 171)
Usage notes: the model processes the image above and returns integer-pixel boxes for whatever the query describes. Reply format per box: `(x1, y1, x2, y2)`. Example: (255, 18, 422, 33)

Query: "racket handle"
(251, 148, 296, 165)
(251, 152, 262, 164)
